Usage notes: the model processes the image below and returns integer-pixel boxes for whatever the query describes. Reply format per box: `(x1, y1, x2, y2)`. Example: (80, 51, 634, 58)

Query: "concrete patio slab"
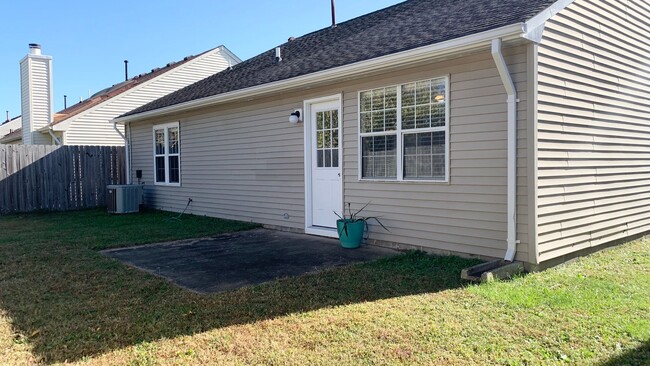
(103, 228, 398, 294)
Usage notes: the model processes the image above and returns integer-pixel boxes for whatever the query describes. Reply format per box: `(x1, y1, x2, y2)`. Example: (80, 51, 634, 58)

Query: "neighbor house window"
(153, 122, 180, 185)
(359, 76, 448, 181)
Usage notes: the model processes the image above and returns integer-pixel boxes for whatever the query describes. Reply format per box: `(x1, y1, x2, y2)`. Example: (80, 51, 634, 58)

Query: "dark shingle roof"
(123, 0, 556, 117)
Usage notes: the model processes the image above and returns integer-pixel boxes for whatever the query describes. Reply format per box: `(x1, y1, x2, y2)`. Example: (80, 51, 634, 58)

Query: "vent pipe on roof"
(124, 60, 129, 81)
(275, 47, 282, 63)
(5, 111, 9, 123)
(64, 95, 67, 109)
(331, 0, 337, 28)
(28, 43, 41, 56)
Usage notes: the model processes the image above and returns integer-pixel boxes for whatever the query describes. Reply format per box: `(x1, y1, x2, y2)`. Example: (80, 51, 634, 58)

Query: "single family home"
(113, 0, 650, 269)
(0, 44, 240, 146)
(0, 116, 22, 143)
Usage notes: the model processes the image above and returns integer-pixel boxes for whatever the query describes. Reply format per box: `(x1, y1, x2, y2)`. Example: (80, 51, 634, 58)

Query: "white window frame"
(357, 75, 450, 183)
(152, 121, 181, 186)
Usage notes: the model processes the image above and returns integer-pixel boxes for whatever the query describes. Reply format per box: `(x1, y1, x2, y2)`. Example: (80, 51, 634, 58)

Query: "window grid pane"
(403, 131, 445, 180)
(361, 135, 397, 179)
(168, 127, 179, 154)
(155, 156, 165, 182)
(155, 130, 165, 155)
(402, 79, 446, 130)
(169, 156, 180, 183)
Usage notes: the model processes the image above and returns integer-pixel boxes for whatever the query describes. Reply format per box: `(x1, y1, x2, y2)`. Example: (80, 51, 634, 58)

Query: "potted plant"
(334, 202, 388, 249)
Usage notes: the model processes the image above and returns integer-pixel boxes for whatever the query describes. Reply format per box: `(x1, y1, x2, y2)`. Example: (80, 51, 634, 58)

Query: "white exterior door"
(309, 99, 342, 229)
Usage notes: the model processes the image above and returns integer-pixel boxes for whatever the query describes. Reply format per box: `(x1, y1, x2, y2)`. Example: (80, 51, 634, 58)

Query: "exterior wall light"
(289, 109, 302, 124)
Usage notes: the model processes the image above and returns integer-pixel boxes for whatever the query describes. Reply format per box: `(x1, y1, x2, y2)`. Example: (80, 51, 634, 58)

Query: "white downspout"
(113, 121, 131, 184)
(47, 127, 62, 145)
(491, 38, 518, 262)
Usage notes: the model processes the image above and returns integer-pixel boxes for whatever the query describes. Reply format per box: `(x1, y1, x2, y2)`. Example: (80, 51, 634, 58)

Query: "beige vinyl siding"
(64, 49, 235, 146)
(130, 46, 530, 261)
(536, 0, 650, 262)
(343, 47, 530, 260)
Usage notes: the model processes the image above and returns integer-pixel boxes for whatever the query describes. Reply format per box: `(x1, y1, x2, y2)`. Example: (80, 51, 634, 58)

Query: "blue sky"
(0, 0, 402, 120)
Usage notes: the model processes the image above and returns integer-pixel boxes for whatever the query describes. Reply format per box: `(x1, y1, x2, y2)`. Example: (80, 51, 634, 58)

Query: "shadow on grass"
(600, 340, 650, 366)
(0, 210, 481, 363)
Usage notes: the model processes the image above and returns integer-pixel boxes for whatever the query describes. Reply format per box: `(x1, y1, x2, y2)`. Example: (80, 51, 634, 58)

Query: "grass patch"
(0, 209, 648, 365)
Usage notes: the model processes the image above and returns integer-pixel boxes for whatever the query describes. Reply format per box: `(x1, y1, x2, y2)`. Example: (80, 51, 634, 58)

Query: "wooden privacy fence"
(0, 144, 125, 213)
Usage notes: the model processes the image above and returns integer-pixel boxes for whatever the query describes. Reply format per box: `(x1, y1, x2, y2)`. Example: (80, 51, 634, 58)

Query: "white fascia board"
(113, 23, 526, 124)
(217, 45, 243, 64)
(523, 0, 575, 43)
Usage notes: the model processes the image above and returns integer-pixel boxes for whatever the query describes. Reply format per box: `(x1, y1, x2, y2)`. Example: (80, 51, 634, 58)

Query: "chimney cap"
(28, 43, 41, 49)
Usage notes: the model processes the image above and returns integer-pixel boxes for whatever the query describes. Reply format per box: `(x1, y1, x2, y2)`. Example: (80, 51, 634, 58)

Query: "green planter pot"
(337, 219, 365, 249)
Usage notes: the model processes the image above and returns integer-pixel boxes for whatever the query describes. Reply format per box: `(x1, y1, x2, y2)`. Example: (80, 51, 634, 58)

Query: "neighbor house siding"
(130, 46, 530, 261)
(64, 49, 236, 146)
(536, 0, 650, 261)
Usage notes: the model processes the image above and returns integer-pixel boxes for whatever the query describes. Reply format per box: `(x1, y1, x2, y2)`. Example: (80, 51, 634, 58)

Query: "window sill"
(357, 178, 449, 184)
(153, 182, 182, 187)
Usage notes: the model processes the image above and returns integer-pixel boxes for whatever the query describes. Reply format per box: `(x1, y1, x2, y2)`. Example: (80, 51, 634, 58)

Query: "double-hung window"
(153, 122, 181, 186)
(359, 76, 449, 181)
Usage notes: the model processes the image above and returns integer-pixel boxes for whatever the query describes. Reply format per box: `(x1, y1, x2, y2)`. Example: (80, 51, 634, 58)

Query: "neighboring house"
(0, 43, 240, 145)
(114, 0, 650, 269)
(0, 116, 22, 144)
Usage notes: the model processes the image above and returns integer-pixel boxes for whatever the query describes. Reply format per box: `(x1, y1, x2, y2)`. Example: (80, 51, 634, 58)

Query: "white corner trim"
(523, 0, 575, 43)
(113, 23, 527, 125)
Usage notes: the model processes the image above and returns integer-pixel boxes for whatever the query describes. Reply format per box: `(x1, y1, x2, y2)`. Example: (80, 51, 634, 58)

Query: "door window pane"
(315, 109, 340, 169)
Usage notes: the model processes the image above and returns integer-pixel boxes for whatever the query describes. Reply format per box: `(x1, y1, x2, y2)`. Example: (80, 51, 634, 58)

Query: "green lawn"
(0, 209, 648, 365)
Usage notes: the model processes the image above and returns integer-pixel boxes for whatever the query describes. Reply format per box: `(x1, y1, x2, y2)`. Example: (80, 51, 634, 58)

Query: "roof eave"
(523, 0, 575, 42)
(114, 22, 527, 125)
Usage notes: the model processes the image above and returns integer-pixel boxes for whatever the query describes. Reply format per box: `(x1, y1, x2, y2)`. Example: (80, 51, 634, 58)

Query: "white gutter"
(491, 38, 519, 262)
(47, 127, 62, 145)
(113, 23, 525, 125)
(113, 121, 131, 184)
